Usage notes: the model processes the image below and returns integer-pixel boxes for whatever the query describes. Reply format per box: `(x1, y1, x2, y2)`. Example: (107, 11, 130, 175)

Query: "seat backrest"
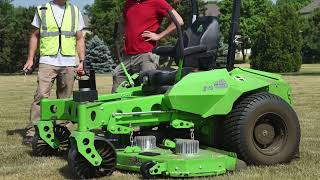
(184, 16, 220, 50)
(181, 16, 220, 70)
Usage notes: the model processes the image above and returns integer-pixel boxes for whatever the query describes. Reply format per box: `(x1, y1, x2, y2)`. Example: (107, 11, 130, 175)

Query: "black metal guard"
(227, 0, 241, 71)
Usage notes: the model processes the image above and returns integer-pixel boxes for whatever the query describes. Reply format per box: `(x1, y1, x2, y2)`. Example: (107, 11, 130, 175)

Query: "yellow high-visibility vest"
(37, 2, 79, 56)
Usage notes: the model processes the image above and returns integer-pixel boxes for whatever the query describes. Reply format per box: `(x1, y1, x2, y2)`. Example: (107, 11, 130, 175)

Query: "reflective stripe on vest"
(38, 3, 79, 56)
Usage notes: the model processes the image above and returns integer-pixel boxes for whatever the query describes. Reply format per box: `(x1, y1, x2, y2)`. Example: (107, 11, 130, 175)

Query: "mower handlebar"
(167, 10, 184, 60)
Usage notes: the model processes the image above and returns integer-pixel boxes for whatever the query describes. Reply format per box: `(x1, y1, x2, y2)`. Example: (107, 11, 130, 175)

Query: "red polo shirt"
(123, 0, 173, 55)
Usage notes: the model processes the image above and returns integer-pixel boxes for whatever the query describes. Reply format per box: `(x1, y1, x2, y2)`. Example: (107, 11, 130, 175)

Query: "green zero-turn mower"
(32, 0, 301, 178)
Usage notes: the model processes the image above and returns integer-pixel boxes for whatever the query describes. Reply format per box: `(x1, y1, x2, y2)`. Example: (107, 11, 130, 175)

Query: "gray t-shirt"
(32, 2, 85, 67)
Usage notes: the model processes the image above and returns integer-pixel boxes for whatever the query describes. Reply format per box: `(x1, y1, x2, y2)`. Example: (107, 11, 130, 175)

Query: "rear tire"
(223, 92, 300, 165)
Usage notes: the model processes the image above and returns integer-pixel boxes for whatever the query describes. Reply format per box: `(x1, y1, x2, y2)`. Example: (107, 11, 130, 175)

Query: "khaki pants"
(25, 64, 76, 137)
(112, 52, 159, 92)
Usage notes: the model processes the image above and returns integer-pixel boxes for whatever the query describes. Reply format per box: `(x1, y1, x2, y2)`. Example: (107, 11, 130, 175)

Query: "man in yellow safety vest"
(22, 0, 85, 145)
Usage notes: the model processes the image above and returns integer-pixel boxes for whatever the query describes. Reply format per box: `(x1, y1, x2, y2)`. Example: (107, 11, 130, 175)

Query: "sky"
(12, 0, 94, 10)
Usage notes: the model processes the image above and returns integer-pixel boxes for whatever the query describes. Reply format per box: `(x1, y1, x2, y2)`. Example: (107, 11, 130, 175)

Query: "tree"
(218, 0, 273, 62)
(301, 9, 320, 63)
(277, 0, 312, 10)
(84, 0, 123, 47)
(0, 0, 35, 73)
(11, 7, 36, 71)
(250, 3, 303, 73)
(0, 0, 15, 73)
(86, 36, 114, 73)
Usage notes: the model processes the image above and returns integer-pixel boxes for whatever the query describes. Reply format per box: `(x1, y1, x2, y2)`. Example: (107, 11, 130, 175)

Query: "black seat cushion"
(140, 67, 194, 95)
(140, 67, 194, 87)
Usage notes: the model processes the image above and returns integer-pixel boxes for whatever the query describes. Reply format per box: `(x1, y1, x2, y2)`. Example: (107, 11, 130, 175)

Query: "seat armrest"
(184, 45, 207, 56)
(152, 46, 176, 57)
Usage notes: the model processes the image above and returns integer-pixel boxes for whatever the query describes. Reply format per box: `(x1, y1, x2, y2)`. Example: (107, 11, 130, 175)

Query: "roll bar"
(168, 10, 184, 60)
(227, 0, 241, 71)
(167, 10, 185, 82)
(190, 0, 199, 23)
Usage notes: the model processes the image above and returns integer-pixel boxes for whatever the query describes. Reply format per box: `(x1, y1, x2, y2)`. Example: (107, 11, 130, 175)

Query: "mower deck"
(116, 146, 237, 177)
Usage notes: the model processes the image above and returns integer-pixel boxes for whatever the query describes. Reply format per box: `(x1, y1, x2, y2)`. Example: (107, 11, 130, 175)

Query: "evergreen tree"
(250, 3, 303, 73)
(85, 36, 114, 73)
(302, 9, 320, 63)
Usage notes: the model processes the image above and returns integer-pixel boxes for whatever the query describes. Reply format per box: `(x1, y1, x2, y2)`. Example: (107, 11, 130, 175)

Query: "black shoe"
(22, 136, 34, 146)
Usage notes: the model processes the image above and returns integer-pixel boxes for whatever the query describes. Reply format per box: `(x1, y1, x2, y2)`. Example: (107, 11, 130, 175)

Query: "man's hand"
(143, 10, 184, 42)
(23, 28, 39, 72)
(23, 59, 34, 72)
(77, 61, 85, 76)
(142, 31, 161, 42)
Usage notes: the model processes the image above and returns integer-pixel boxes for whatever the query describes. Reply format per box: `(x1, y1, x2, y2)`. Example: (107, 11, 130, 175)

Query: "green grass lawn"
(1, 65, 320, 179)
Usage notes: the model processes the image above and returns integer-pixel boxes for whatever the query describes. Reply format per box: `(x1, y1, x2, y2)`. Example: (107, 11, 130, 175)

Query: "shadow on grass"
(59, 165, 75, 179)
(6, 128, 25, 137)
(26, 150, 33, 156)
(58, 164, 141, 179)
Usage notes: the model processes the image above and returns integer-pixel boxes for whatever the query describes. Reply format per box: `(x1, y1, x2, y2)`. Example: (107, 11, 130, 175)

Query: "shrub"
(250, 3, 303, 73)
(85, 36, 114, 73)
(302, 9, 320, 64)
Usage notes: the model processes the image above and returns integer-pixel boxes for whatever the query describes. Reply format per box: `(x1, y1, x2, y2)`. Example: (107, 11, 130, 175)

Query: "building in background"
(205, 3, 221, 16)
(202, 0, 221, 16)
(82, 14, 91, 37)
(299, 0, 320, 15)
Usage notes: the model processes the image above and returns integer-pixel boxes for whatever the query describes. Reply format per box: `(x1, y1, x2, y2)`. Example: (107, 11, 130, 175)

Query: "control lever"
(73, 61, 98, 102)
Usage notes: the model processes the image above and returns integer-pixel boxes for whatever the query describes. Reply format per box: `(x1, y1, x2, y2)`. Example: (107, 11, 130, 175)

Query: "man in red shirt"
(112, 0, 184, 92)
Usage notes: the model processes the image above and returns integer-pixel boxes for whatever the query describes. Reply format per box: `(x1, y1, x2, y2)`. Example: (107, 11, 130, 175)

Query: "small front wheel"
(140, 161, 157, 179)
(68, 138, 117, 179)
(32, 125, 70, 156)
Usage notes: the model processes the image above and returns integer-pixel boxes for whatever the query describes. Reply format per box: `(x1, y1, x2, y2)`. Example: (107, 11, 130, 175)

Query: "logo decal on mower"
(197, 25, 204, 33)
(214, 80, 229, 89)
(203, 80, 228, 92)
(128, 157, 143, 166)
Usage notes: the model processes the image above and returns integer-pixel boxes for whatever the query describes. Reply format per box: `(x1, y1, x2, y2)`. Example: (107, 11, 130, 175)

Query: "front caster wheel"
(32, 125, 71, 156)
(68, 139, 117, 179)
(140, 161, 157, 179)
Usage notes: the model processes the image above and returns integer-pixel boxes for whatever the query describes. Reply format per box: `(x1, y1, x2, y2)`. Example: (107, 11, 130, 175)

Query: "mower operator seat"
(153, 16, 220, 69)
(141, 16, 220, 95)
